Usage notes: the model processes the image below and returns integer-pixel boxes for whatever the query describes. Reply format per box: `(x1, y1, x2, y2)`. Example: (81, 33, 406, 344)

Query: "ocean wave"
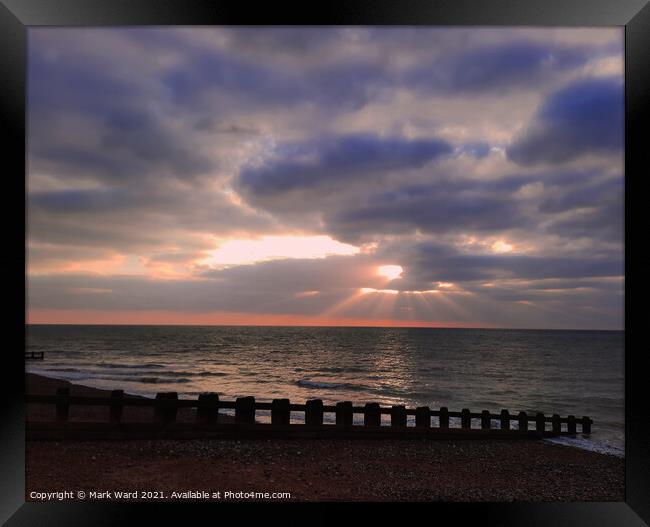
(297, 379, 344, 389)
(318, 366, 368, 374)
(72, 375, 194, 384)
(318, 367, 346, 373)
(296, 379, 368, 392)
(43, 366, 228, 379)
(136, 377, 192, 384)
(97, 362, 167, 369)
(543, 436, 624, 458)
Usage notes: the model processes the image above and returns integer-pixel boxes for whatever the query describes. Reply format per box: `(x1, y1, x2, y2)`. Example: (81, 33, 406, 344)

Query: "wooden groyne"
(26, 388, 592, 441)
(25, 351, 44, 360)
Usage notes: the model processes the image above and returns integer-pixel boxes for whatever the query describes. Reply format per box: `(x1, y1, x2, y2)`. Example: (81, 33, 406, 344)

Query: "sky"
(26, 27, 624, 330)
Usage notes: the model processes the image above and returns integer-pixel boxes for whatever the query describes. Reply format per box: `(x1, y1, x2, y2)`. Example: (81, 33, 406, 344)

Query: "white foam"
(543, 436, 624, 457)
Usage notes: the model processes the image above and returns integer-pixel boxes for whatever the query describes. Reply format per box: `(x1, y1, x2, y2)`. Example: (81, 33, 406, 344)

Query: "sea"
(25, 325, 624, 456)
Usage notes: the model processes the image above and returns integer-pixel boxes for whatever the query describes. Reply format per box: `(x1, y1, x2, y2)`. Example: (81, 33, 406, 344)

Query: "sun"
(377, 265, 403, 280)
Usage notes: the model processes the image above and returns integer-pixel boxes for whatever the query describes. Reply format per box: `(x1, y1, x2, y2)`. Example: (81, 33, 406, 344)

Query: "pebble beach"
(26, 373, 624, 502)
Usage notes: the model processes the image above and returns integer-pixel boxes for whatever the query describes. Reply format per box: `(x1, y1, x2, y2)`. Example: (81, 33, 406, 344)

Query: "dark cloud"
(447, 42, 589, 90)
(27, 184, 276, 252)
(237, 134, 452, 195)
(507, 77, 623, 164)
(220, 28, 351, 57)
(142, 30, 613, 112)
(160, 45, 391, 111)
(30, 107, 213, 185)
(30, 189, 135, 213)
(545, 196, 624, 243)
(313, 171, 618, 244)
(402, 242, 622, 286)
(407, 40, 599, 93)
(325, 181, 526, 243)
(538, 176, 621, 214)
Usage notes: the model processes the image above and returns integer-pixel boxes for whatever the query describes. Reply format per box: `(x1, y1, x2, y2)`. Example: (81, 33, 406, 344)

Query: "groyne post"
(335, 401, 353, 426)
(500, 409, 510, 431)
(461, 408, 471, 430)
(536, 412, 545, 434)
(518, 411, 528, 432)
(567, 415, 577, 434)
(415, 406, 430, 428)
(271, 398, 290, 426)
(197, 393, 219, 423)
(481, 410, 491, 430)
(305, 399, 324, 426)
(155, 392, 178, 424)
(552, 414, 561, 434)
(391, 405, 407, 428)
(235, 396, 255, 424)
(439, 407, 449, 429)
(364, 402, 380, 427)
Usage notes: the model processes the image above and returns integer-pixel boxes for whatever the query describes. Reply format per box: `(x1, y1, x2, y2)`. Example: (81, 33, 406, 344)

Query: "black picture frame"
(1, 0, 648, 524)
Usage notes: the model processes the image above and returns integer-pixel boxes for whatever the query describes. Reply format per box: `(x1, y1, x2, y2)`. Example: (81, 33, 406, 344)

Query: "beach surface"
(26, 373, 624, 502)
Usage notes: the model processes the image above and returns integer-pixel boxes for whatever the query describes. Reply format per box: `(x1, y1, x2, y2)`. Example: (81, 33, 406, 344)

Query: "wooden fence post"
(391, 405, 407, 428)
(536, 412, 545, 434)
(155, 392, 178, 424)
(500, 409, 510, 431)
(415, 406, 430, 428)
(197, 393, 219, 423)
(336, 401, 353, 426)
(461, 408, 471, 430)
(271, 398, 290, 425)
(552, 414, 561, 434)
(481, 410, 491, 430)
(364, 403, 380, 427)
(439, 407, 449, 429)
(567, 415, 577, 434)
(582, 416, 592, 434)
(109, 389, 124, 423)
(55, 387, 70, 421)
(518, 411, 528, 432)
(305, 399, 324, 426)
(235, 396, 255, 424)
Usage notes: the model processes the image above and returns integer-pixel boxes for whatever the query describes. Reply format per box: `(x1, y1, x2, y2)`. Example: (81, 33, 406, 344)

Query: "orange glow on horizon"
(27, 309, 484, 329)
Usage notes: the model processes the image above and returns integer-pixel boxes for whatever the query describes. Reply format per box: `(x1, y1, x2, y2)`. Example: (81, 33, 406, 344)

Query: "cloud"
(27, 250, 623, 329)
(403, 241, 622, 285)
(507, 77, 623, 164)
(26, 27, 624, 329)
(407, 40, 598, 94)
(456, 142, 492, 158)
(321, 175, 540, 243)
(237, 134, 453, 196)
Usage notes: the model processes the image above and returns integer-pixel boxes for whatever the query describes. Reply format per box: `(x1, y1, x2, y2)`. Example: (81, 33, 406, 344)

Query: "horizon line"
(25, 322, 624, 332)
